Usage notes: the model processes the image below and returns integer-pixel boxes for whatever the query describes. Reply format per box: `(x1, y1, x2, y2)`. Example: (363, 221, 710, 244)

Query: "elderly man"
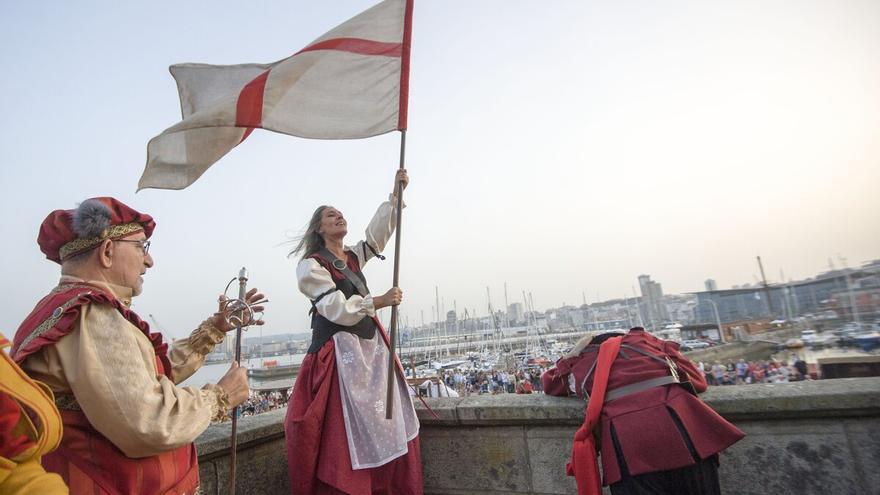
(11, 197, 263, 494)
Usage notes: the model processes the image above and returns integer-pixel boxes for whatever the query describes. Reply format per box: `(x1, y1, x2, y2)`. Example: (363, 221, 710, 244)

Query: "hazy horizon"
(1, 0, 877, 338)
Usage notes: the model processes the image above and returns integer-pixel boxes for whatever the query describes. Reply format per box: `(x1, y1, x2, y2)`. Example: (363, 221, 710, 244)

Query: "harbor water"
(180, 353, 306, 388)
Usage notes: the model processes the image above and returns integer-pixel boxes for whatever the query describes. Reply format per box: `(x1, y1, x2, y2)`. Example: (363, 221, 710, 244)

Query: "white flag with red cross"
(139, 0, 414, 191)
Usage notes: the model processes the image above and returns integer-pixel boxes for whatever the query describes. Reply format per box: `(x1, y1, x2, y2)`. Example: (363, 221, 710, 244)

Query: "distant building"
(705, 279, 718, 291)
(693, 268, 878, 323)
(665, 294, 697, 324)
(445, 310, 457, 333)
(507, 302, 524, 324)
(638, 274, 668, 329)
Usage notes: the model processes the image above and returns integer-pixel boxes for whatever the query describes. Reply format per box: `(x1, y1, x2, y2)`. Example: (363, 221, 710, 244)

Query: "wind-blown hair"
(288, 205, 330, 259)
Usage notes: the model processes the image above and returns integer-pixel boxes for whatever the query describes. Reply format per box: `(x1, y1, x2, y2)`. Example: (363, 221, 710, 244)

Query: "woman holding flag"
(284, 169, 422, 495)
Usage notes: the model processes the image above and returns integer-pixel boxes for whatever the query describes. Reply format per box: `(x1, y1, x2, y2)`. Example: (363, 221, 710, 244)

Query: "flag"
(138, 0, 414, 191)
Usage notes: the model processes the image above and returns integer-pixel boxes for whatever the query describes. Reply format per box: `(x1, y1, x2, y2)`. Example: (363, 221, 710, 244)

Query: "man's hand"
(217, 362, 249, 407)
(393, 168, 409, 194)
(211, 287, 266, 332)
(374, 287, 403, 310)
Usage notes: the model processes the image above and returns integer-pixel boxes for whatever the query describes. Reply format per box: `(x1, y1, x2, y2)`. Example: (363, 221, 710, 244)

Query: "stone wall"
(195, 377, 880, 495)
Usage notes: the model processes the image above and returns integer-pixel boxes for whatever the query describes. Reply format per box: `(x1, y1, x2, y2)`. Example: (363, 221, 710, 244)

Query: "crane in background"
(148, 314, 171, 340)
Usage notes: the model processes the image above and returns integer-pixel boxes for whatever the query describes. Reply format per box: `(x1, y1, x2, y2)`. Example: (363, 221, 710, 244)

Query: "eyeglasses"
(115, 239, 151, 255)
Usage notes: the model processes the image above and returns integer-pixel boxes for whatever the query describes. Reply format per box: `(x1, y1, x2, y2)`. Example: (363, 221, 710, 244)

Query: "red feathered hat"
(38, 197, 156, 264)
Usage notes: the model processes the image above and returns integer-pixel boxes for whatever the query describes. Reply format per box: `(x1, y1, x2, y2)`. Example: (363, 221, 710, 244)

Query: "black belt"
(306, 316, 376, 354)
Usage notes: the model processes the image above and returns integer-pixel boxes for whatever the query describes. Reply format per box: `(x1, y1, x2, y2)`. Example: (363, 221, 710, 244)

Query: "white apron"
(334, 329, 419, 469)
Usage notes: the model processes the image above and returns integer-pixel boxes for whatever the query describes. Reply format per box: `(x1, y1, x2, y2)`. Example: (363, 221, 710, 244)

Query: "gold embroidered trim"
(59, 223, 144, 261)
(16, 292, 92, 354)
(54, 393, 82, 411)
(50, 283, 97, 295)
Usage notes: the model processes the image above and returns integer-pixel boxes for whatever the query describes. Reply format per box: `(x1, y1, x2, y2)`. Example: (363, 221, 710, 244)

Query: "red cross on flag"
(139, 0, 414, 191)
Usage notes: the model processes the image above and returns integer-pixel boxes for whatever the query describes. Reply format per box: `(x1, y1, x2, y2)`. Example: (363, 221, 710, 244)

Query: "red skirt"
(284, 338, 423, 495)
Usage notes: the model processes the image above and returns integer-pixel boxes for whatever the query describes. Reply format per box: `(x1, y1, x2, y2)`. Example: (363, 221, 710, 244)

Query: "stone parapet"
(196, 377, 880, 494)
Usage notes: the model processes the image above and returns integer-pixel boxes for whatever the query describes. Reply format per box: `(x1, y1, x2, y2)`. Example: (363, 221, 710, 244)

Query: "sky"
(1, 0, 878, 339)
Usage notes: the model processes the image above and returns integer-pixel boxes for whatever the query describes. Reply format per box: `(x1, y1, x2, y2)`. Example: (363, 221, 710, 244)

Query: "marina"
(182, 320, 880, 390)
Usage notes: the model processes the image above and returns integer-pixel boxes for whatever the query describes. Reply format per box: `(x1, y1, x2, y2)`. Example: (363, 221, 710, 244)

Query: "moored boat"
(247, 362, 302, 379)
(853, 331, 880, 352)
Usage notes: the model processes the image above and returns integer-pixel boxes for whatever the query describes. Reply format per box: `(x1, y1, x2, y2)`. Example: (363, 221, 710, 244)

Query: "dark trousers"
(609, 454, 720, 495)
(608, 408, 722, 495)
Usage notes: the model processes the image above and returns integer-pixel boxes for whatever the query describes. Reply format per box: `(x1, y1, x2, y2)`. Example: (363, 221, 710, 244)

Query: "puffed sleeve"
(541, 358, 575, 397)
(167, 320, 226, 384)
(351, 195, 402, 268)
(297, 258, 375, 326)
(51, 305, 228, 458)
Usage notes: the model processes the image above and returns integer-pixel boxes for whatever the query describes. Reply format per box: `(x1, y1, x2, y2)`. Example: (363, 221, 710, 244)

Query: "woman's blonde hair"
(289, 205, 330, 259)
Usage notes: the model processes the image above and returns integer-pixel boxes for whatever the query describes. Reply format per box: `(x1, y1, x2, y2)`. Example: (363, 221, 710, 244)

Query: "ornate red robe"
(12, 283, 200, 495)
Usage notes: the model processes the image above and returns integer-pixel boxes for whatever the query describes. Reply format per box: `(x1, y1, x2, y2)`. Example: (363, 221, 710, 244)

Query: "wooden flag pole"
(385, 129, 406, 420)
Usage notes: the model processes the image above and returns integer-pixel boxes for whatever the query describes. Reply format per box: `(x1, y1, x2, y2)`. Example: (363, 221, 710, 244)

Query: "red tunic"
(12, 283, 199, 495)
(543, 328, 744, 486)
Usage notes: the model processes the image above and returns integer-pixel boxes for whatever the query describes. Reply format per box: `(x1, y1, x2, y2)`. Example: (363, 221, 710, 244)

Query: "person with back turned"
(542, 327, 745, 495)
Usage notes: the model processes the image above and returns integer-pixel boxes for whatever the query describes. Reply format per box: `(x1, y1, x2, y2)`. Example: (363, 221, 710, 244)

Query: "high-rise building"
(705, 279, 718, 291)
(445, 310, 457, 333)
(507, 302, 524, 324)
(638, 274, 668, 329)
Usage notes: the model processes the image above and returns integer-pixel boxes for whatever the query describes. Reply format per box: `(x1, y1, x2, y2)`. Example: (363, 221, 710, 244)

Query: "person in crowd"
(735, 359, 748, 384)
(542, 327, 744, 495)
(697, 361, 707, 383)
(1, 332, 68, 494)
(794, 358, 808, 380)
(284, 169, 422, 494)
(11, 197, 263, 494)
(712, 362, 725, 385)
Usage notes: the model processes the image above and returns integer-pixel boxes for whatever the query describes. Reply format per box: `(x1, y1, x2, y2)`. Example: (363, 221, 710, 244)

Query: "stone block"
(418, 393, 584, 426)
(525, 426, 578, 495)
(843, 417, 880, 492)
(720, 419, 862, 495)
(199, 436, 290, 495)
(421, 425, 531, 493)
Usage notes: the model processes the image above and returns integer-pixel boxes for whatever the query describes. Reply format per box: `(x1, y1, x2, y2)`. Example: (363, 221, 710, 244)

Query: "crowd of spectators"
(698, 357, 810, 385)
(434, 367, 548, 395)
(214, 390, 289, 423)
(240, 390, 288, 416)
